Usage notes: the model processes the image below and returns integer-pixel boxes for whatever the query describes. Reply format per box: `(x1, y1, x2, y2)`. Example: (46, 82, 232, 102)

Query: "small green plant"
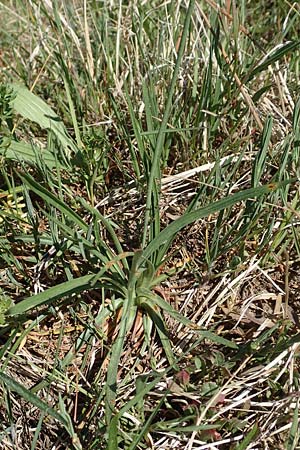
(0, 289, 13, 326)
(0, 84, 15, 131)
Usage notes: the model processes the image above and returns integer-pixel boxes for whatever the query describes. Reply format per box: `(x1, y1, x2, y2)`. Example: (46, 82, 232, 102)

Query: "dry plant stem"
(96, 153, 253, 209)
(161, 153, 253, 187)
(205, 0, 249, 36)
(83, 0, 95, 81)
(31, 53, 52, 92)
(284, 249, 289, 319)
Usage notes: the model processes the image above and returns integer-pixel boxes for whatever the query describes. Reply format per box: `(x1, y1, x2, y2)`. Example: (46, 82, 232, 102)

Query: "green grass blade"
(58, 394, 82, 450)
(142, 0, 195, 248)
(123, 87, 144, 177)
(252, 116, 272, 187)
(143, 182, 292, 262)
(293, 98, 300, 136)
(8, 274, 125, 316)
(18, 171, 88, 231)
(117, 371, 166, 419)
(198, 330, 238, 349)
(31, 414, 45, 450)
(0, 372, 68, 427)
(146, 306, 176, 366)
(105, 251, 143, 424)
(236, 424, 259, 450)
(106, 414, 118, 450)
(78, 197, 127, 268)
(247, 41, 300, 82)
(127, 394, 166, 450)
(55, 53, 83, 149)
(139, 288, 238, 348)
(286, 400, 299, 450)
(293, 98, 300, 179)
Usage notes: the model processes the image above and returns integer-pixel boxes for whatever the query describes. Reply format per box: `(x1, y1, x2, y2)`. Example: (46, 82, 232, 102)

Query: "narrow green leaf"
(139, 289, 237, 348)
(106, 414, 118, 450)
(117, 372, 166, 419)
(198, 330, 238, 349)
(236, 424, 259, 450)
(78, 196, 127, 268)
(252, 84, 272, 103)
(286, 400, 299, 450)
(58, 394, 83, 450)
(123, 88, 144, 177)
(8, 274, 94, 315)
(127, 394, 166, 450)
(31, 414, 45, 450)
(8, 274, 124, 316)
(252, 116, 272, 187)
(18, 171, 88, 231)
(143, 182, 292, 261)
(247, 41, 300, 82)
(59, 65, 83, 149)
(142, 0, 195, 247)
(0, 372, 68, 427)
(293, 98, 300, 139)
(146, 305, 175, 366)
(138, 288, 196, 329)
(105, 252, 143, 423)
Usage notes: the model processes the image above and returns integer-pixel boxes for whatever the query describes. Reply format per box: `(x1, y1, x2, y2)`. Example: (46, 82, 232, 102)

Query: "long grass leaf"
(78, 197, 127, 268)
(252, 116, 272, 187)
(106, 414, 118, 450)
(286, 400, 299, 450)
(246, 41, 300, 82)
(18, 171, 88, 231)
(0, 372, 68, 427)
(127, 394, 166, 450)
(139, 289, 238, 348)
(142, 0, 195, 247)
(105, 251, 143, 424)
(236, 424, 259, 450)
(143, 182, 293, 261)
(8, 274, 125, 316)
(146, 306, 176, 366)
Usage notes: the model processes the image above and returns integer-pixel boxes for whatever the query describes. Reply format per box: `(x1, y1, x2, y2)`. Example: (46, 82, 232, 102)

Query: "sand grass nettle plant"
(4, 96, 294, 447)
(5, 76, 293, 442)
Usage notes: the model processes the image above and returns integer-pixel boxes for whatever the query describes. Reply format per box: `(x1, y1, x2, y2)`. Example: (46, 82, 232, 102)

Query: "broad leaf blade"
(0, 139, 61, 168)
(9, 83, 78, 155)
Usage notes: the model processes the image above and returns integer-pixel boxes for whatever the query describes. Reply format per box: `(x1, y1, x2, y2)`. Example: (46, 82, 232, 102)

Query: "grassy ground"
(0, 1, 300, 449)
